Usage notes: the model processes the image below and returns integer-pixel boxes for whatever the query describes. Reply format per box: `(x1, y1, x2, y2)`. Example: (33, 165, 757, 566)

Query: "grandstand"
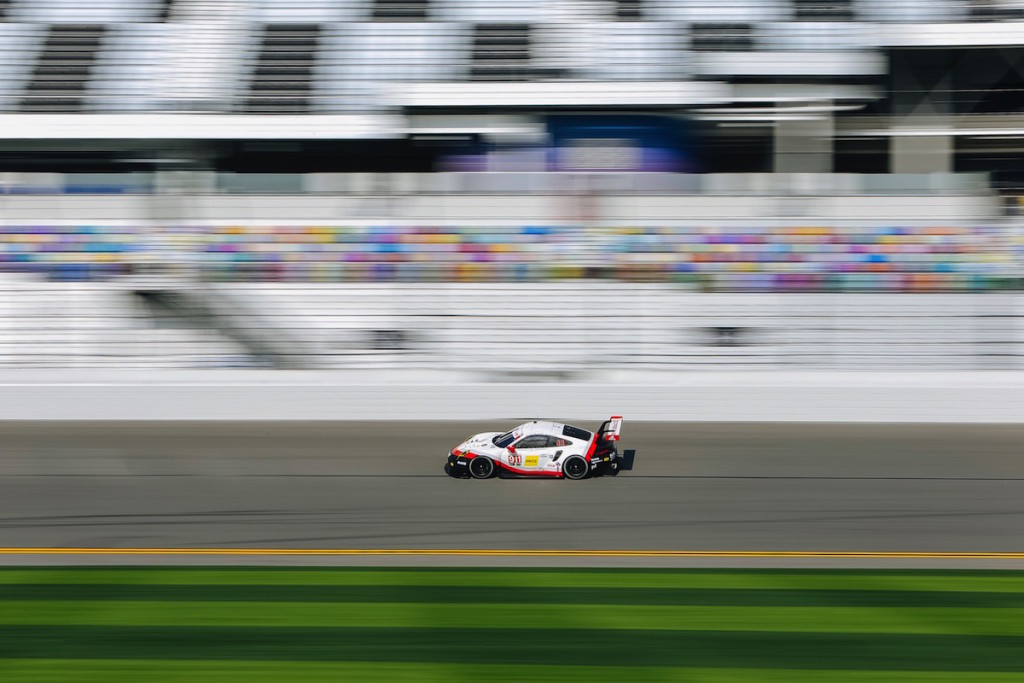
(0, 1, 1021, 368)
(0, 0, 1019, 175)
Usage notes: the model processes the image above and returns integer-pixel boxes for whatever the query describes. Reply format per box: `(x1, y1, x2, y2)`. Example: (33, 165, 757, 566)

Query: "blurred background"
(0, 0, 1021, 373)
(5, 7, 1024, 679)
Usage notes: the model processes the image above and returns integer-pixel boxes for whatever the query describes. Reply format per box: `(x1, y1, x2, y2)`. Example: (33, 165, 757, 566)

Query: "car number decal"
(508, 454, 522, 466)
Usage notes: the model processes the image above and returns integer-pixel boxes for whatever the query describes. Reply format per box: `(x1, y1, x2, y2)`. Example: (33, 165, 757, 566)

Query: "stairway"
(792, 0, 854, 21)
(245, 23, 321, 113)
(156, 0, 176, 22)
(22, 24, 106, 112)
(691, 23, 754, 52)
(373, 0, 430, 21)
(132, 286, 309, 369)
(470, 23, 532, 81)
(616, 0, 643, 20)
(966, 0, 1024, 21)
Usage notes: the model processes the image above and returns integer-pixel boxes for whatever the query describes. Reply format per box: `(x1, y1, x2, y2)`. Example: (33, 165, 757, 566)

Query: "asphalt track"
(1, 421, 1023, 567)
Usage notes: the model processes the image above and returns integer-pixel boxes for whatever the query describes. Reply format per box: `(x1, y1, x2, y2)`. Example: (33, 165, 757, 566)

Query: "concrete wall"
(0, 280, 1020, 371)
(0, 369, 1021, 423)
(0, 191, 1001, 224)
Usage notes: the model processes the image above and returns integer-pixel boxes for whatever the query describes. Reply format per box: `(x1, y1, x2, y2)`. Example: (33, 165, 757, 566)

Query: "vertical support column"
(163, 0, 251, 111)
(891, 134, 953, 174)
(889, 49, 954, 174)
(773, 101, 834, 173)
(151, 163, 216, 281)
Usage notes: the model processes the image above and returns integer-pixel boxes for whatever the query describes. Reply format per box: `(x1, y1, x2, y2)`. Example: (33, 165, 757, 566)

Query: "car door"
(546, 435, 571, 467)
(509, 435, 549, 469)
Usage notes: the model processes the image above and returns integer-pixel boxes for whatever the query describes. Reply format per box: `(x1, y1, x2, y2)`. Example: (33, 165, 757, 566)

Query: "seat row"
(0, 224, 1018, 291)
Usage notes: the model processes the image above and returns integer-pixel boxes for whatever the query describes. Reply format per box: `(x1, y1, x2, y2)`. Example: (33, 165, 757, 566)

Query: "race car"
(444, 416, 634, 480)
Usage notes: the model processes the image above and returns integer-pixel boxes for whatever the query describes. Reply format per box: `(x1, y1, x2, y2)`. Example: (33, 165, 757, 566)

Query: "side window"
(547, 437, 569, 448)
(515, 435, 548, 449)
(563, 425, 592, 441)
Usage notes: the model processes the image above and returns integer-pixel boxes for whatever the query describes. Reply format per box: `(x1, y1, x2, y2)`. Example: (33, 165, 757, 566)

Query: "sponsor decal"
(524, 456, 539, 467)
(495, 460, 562, 477)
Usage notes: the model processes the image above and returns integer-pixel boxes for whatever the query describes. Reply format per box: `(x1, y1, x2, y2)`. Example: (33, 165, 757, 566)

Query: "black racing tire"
(469, 457, 495, 479)
(562, 455, 589, 480)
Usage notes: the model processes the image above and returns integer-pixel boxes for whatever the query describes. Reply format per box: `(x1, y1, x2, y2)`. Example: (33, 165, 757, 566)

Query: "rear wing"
(597, 416, 622, 442)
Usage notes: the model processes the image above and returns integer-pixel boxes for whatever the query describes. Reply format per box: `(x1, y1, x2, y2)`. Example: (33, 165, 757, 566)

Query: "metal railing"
(0, 171, 994, 196)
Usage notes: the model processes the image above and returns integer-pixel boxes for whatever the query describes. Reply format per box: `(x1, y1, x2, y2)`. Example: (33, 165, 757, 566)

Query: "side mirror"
(507, 446, 516, 453)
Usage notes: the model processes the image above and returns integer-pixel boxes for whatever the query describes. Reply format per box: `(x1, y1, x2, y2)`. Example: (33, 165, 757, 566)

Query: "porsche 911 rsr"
(445, 416, 633, 480)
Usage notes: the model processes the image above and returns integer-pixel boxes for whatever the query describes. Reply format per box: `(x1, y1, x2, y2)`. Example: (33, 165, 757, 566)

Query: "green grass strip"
(2, 601, 1024, 636)
(5, 661, 1024, 683)
(3, 568, 1024, 592)
(2, 626, 1024, 671)
(7, 660, 1024, 683)
(2, 568, 1023, 678)
(2, 583, 1023, 607)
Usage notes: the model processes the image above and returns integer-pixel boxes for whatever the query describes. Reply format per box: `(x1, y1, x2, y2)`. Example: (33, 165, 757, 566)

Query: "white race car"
(445, 416, 633, 480)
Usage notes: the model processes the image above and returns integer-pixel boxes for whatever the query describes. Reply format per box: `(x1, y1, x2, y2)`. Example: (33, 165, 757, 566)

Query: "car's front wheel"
(562, 455, 589, 480)
(469, 457, 495, 479)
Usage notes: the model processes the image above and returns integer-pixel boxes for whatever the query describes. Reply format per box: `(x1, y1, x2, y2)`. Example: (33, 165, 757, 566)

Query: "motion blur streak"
(2, 423, 1023, 564)
(4, 549, 1024, 559)
(4, 0, 1024, 679)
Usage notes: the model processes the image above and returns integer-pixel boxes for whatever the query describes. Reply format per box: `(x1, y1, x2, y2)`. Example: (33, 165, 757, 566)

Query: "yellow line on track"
(1, 548, 1024, 559)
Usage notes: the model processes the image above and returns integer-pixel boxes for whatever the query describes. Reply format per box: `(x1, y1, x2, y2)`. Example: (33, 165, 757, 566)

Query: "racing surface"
(1, 421, 1023, 564)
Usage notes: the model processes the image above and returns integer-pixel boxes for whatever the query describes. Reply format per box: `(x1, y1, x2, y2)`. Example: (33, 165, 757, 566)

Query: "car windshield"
(492, 431, 517, 448)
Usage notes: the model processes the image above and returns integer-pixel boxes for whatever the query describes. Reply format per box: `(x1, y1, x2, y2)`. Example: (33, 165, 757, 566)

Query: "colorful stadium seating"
(0, 223, 1016, 291)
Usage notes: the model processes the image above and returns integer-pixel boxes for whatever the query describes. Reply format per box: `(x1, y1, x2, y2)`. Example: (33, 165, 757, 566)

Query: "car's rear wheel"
(562, 455, 589, 480)
(469, 457, 495, 479)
